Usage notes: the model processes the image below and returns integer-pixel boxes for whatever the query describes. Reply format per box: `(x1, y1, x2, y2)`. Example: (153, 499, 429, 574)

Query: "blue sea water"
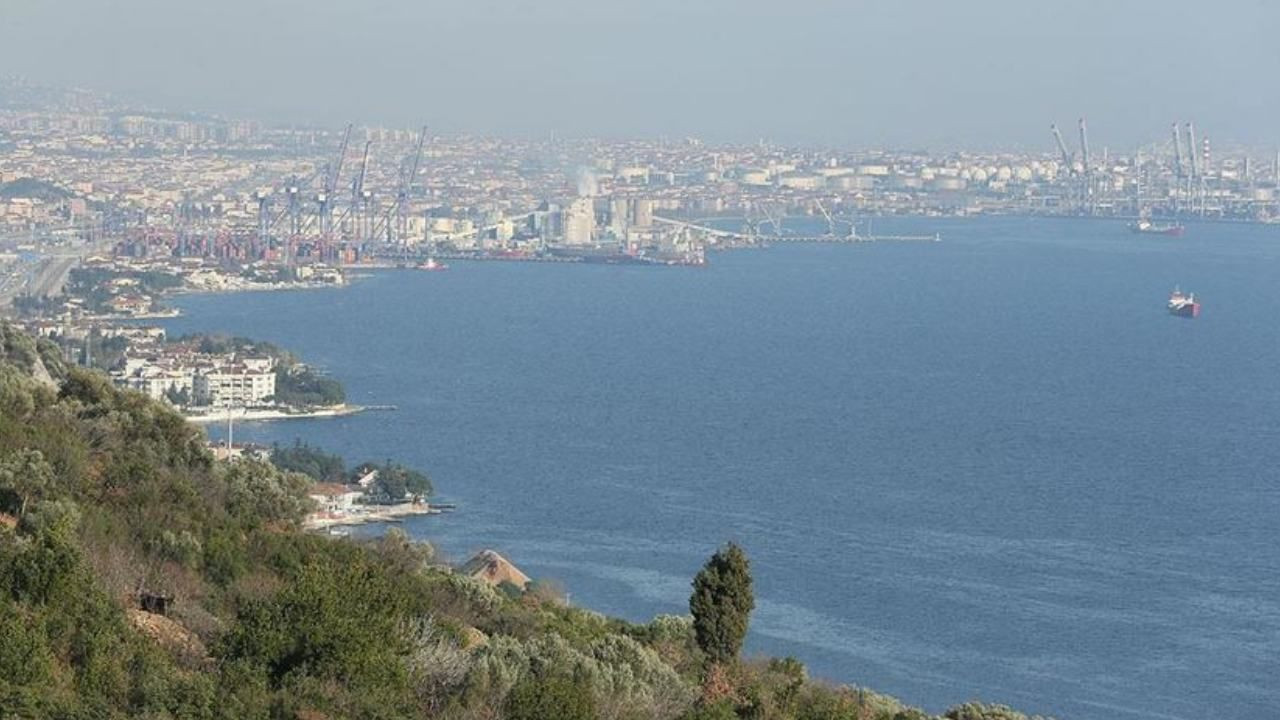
(163, 216, 1280, 720)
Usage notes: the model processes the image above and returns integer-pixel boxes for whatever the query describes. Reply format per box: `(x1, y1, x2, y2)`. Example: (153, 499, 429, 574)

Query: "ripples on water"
(169, 217, 1280, 720)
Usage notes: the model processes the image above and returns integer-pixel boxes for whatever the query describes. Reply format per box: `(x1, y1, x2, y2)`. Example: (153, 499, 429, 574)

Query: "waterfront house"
(307, 483, 362, 516)
(462, 550, 531, 590)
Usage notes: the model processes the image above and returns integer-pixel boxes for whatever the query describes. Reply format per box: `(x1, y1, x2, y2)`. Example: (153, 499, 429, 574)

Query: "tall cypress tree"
(689, 542, 755, 665)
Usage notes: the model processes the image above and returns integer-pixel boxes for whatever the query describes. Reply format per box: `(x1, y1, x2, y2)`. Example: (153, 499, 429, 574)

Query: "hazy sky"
(3, 0, 1277, 150)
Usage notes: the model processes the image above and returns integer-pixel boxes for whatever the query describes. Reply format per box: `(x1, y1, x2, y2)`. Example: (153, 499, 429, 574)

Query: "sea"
(162, 216, 1280, 720)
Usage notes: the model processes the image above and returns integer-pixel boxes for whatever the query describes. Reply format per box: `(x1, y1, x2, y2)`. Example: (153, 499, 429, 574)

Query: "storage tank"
(929, 177, 967, 191)
(828, 175, 876, 190)
(890, 174, 923, 189)
(778, 172, 824, 190)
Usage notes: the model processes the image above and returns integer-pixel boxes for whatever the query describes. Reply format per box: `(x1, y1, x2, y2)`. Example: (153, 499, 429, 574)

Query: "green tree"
(503, 674, 595, 720)
(163, 384, 191, 407)
(217, 551, 411, 693)
(270, 439, 346, 483)
(0, 449, 55, 518)
(689, 542, 755, 665)
(353, 461, 433, 503)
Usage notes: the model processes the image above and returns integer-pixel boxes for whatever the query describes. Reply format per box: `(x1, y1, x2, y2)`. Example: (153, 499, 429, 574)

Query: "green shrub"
(504, 674, 596, 720)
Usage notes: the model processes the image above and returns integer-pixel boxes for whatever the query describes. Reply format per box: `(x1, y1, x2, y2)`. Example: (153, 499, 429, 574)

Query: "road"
(28, 254, 79, 298)
(0, 248, 90, 311)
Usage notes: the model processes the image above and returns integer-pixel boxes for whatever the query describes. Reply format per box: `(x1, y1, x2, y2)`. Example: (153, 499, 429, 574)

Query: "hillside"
(0, 322, 1044, 720)
(0, 177, 71, 201)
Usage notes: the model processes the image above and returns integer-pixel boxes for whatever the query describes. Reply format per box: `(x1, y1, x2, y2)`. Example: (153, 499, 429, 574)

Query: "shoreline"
(169, 280, 347, 297)
(184, 403, 366, 424)
(302, 501, 442, 531)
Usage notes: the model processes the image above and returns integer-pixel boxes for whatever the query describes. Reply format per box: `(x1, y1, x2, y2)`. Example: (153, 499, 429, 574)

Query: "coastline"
(184, 403, 366, 424)
(170, 280, 347, 297)
(302, 501, 441, 531)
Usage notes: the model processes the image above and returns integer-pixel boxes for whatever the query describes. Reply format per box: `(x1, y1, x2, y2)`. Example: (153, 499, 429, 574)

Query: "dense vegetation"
(0, 323, 1049, 719)
(64, 266, 184, 314)
(353, 461, 433, 502)
(270, 441, 432, 501)
(272, 364, 345, 407)
(268, 440, 346, 484)
(0, 177, 70, 200)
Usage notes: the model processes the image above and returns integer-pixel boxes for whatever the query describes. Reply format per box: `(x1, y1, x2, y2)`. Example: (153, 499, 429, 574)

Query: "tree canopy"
(690, 542, 755, 666)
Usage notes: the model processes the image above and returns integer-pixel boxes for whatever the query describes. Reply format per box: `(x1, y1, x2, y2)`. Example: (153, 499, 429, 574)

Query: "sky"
(2, 0, 1278, 150)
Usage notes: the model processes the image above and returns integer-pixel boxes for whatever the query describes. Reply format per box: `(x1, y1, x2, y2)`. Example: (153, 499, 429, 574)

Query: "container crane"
(333, 140, 372, 242)
(397, 126, 428, 245)
(755, 201, 785, 237)
(1171, 123, 1183, 179)
(1050, 124, 1072, 174)
(315, 123, 353, 239)
(374, 125, 428, 245)
(813, 198, 838, 237)
(1078, 118, 1091, 175)
(1185, 122, 1198, 179)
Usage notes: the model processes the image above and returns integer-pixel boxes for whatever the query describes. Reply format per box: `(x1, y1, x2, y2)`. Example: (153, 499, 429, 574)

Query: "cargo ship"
(1130, 218, 1185, 236)
(1167, 287, 1200, 318)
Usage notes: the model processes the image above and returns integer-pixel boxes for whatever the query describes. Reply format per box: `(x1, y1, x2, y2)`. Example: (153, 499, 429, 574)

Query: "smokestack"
(1171, 123, 1182, 179)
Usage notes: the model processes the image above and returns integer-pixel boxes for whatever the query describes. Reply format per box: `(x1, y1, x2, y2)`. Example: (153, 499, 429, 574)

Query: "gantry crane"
(1050, 123, 1072, 174)
(315, 123, 353, 239)
(374, 125, 428, 245)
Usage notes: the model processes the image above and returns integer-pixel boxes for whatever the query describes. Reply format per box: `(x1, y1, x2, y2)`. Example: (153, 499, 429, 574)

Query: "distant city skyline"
(3, 0, 1278, 151)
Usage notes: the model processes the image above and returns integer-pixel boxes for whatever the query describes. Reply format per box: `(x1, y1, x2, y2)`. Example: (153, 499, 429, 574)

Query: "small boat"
(417, 257, 448, 271)
(1168, 287, 1200, 318)
(1130, 218, 1185, 236)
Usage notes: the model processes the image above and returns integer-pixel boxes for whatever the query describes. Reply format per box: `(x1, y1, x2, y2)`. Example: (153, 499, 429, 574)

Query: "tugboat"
(1167, 287, 1200, 318)
(417, 257, 448, 272)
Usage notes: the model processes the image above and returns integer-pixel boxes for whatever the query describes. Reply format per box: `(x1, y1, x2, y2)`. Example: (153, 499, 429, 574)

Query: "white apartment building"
(118, 366, 195, 402)
(193, 364, 276, 407)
